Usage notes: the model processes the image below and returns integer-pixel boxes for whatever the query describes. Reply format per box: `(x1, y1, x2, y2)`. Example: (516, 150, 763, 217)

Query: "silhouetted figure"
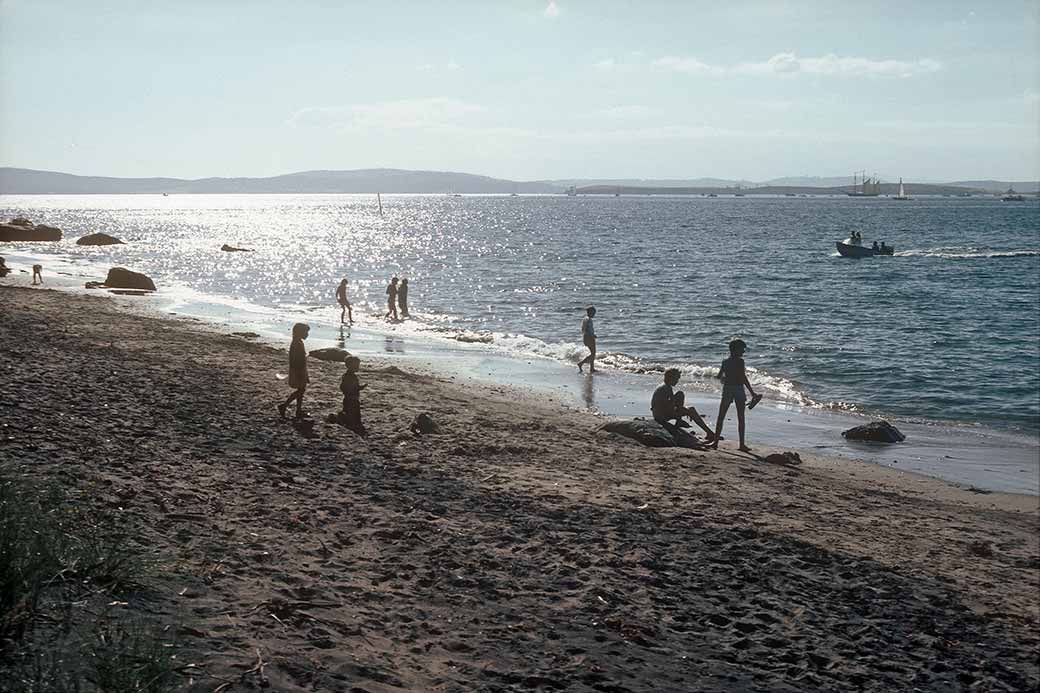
(336, 278, 353, 324)
(340, 356, 367, 436)
(0, 257, 8, 278)
(278, 323, 310, 419)
(710, 339, 762, 452)
(385, 277, 399, 320)
(880, 241, 889, 252)
(651, 368, 716, 443)
(32, 264, 42, 285)
(398, 278, 410, 318)
(872, 241, 880, 253)
(578, 306, 597, 373)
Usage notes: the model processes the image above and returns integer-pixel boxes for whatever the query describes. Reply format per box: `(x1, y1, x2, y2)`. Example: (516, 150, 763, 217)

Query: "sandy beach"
(1, 284, 1038, 692)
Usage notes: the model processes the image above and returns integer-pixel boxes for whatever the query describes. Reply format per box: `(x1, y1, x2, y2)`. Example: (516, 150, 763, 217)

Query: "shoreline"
(2, 285, 1038, 691)
(2, 250, 1037, 496)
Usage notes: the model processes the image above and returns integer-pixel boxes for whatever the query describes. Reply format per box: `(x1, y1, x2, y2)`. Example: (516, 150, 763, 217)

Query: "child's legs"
(713, 397, 731, 439)
(284, 386, 305, 409)
(736, 402, 747, 445)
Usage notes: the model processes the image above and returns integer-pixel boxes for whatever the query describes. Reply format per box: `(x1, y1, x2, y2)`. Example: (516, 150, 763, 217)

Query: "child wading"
(339, 356, 367, 436)
(578, 306, 597, 373)
(278, 323, 310, 419)
(710, 339, 762, 452)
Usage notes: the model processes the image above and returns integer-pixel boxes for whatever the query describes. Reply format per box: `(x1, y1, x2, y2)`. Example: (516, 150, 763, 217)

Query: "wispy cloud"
(593, 58, 615, 70)
(654, 52, 942, 78)
(543, 1, 560, 18)
(287, 98, 485, 131)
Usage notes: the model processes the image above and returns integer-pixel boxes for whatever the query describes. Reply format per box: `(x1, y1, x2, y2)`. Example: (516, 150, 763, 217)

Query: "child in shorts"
(710, 339, 761, 452)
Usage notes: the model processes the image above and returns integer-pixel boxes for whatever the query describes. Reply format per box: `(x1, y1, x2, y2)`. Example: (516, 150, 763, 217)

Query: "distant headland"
(0, 167, 1036, 196)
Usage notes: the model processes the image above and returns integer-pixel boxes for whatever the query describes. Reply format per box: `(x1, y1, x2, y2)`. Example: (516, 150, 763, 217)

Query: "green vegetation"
(0, 474, 182, 692)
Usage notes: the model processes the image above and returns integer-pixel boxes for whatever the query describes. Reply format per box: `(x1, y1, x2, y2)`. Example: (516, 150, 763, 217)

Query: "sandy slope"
(1, 286, 1037, 692)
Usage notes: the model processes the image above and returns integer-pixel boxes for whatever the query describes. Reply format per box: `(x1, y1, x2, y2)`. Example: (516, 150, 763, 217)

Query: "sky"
(1, 0, 1037, 181)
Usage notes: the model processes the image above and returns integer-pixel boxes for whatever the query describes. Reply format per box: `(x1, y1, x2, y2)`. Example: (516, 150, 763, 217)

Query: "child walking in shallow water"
(279, 323, 310, 419)
(339, 356, 367, 436)
(710, 339, 762, 452)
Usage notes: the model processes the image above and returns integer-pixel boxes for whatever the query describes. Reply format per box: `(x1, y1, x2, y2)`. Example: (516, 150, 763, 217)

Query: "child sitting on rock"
(339, 356, 367, 436)
(651, 368, 716, 444)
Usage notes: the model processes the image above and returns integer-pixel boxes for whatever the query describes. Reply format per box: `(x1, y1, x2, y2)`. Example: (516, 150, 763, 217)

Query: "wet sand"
(1, 285, 1038, 692)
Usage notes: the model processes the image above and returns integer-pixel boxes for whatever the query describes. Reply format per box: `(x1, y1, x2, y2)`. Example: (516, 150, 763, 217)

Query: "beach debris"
(841, 420, 905, 443)
(231, 331, 260, 339)
(220, 243, 254, 252)
(309, 347, 351, 362)
(103, 266, 157, 291)
(76, 232, 124, 246)
(1, 218, 62, 242)
(765, 451, 803, 466)
(967, 540, 994, 558)
(409, 412, 440, 435)
(597, 418, 681, 448)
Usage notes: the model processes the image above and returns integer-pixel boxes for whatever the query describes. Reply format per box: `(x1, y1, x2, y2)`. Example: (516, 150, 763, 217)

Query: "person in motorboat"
(880, 241, 889, 253)
(872, 241, 880, 253)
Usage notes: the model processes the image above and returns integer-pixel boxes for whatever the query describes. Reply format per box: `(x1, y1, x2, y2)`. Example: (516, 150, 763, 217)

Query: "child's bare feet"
(277, 403, 287, 418)
(739, 445, 753, 453)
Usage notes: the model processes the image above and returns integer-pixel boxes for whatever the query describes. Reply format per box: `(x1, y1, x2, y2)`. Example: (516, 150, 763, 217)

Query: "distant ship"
(893, 177, 911, 200)
(565, 186, 577, 196)
(1000, 187, 1025, 202)
(847, 170, 881, 197)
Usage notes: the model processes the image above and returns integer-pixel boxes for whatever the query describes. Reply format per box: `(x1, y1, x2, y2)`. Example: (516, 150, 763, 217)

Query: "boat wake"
(895, 247, 1040, 260)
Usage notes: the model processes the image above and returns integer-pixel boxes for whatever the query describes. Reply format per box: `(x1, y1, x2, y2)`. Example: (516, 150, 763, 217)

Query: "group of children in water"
(279, 300, 764, 451)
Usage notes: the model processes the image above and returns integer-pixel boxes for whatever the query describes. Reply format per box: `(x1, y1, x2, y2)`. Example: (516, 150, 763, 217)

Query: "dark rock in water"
(1, 220, 62, 242)
(765, 451, 803, 465)
(842, 420, 905, 443)
(9, 217, 33, 227)
(104, 267, 157, 291)
(85, 281, 105, 289)
(597, 418, 676, 448)
(410, 412, 440, 435)
(76, 232, 124, 246)
(220, 243, 254, 252)
(309, 347, 351, 363)
(231, 331, 259, 339)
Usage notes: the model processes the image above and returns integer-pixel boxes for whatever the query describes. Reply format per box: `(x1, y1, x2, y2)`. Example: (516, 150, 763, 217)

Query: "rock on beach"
(103, 267, 156, 291)
(842, 420, 906, 443)
(309, 347, 351, 363)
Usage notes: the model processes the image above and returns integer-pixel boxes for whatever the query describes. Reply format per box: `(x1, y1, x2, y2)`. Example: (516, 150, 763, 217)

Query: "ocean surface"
(3, 193, 1039, 437)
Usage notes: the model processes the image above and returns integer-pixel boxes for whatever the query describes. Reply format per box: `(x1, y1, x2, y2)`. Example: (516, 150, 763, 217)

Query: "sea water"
(2, 194, 1038, 489)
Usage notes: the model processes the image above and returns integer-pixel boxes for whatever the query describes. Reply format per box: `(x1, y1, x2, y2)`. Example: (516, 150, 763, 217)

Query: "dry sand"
(1, 285, 1037, 692)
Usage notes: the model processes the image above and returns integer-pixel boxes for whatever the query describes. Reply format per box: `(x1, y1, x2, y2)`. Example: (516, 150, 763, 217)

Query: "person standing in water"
(278, 322, 310, 419)
(384, 277, 399, 320)
(336, 278, 353, 324)
(397, 278, 410, 318)
(578, 306, 597, 373)
(709, 339, 762, 452)
(32, 264, 43, 285)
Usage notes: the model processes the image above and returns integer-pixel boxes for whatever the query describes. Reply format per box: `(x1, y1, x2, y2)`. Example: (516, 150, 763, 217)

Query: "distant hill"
(0, 168, 562, 195)
(1, 167, 1032, 196)
(945, 180, 1039, 194)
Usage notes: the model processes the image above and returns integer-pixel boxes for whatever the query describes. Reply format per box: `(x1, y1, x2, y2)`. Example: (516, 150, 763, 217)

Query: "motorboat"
(1001, 187, 1025, 202)
(836, 236, 895, 258)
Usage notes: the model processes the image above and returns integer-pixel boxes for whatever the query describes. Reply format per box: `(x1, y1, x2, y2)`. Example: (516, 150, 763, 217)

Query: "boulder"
(842, 420, 905, 443)
(1, 221, 62, 242)
(597, 418, 677, 448)
(309, 347, 351, 363)
(9, 217, 33, 227)
(409, 413, 440, 435)
(77, 232, 124, 246)
(220, 243, 253, 252)
(764, 451, 803, 466)
(104, 267, 156, 292)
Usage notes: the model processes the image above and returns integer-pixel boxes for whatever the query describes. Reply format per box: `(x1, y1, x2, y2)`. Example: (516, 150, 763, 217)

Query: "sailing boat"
(893, 177, 911, 201)
(847, 170, 880, 197)
(1000, 187, 1025, 202)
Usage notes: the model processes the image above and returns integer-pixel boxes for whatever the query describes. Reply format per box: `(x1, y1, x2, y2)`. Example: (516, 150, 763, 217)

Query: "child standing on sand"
(279, 323, 310, 419)
(339, 355, 367, 436)
(710, 339, 762, 452)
